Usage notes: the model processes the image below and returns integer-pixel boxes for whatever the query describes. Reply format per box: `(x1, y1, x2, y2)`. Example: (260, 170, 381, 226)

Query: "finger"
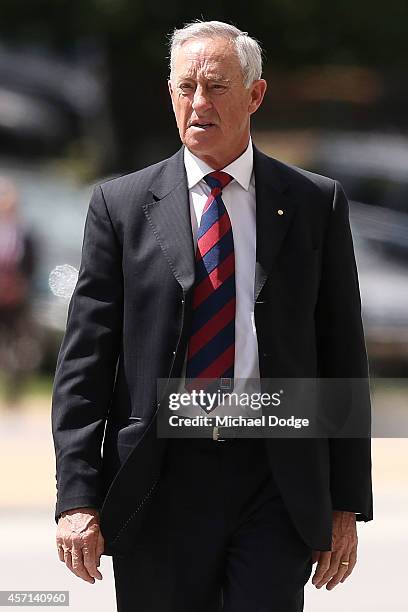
(63, 548, 74, 573)
(95, 531, 105, 570)
(56, 536, 64, 562)
(56, 533, 65, 562)
(340, 549, 357, 583)
(311, 550, 320, 564)
(312, 551, 332, 585)
(62, 535, 93, 584)
(312, 551, 331, 582)
(325, 560, 350, 590)
(321, 549, 349, 584)
(82, 533, 103, 580)
(71, 537, 95, 583)
(314, 550, 343, 588)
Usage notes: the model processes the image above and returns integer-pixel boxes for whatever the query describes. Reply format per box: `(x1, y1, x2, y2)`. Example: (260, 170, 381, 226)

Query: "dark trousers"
(112, 437, 313, 612)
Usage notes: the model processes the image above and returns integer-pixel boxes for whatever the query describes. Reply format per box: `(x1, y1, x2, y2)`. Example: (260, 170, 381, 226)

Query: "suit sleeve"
(315, 180, 373, 522)
(51, 185, 123, 522)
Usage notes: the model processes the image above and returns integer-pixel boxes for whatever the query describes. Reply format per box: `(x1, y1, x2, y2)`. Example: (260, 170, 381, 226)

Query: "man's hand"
(311, 510, 357, 590)
(56, 507, 104, 584)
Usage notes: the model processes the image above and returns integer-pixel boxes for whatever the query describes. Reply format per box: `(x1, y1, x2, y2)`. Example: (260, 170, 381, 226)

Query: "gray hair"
(168, 20, 263, 88)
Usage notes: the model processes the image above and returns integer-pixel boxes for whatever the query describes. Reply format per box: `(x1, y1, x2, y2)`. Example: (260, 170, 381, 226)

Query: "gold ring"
(340, 561, 349, 566)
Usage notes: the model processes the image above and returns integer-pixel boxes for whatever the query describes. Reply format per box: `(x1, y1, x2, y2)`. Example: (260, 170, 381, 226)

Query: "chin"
(184, 134, 218, 157)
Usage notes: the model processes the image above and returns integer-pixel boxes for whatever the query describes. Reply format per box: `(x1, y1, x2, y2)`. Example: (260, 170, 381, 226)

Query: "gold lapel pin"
(277, 209, 284, 216)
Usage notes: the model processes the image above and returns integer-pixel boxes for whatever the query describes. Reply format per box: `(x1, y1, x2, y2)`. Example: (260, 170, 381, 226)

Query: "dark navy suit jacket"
(51, 145, 373, 555)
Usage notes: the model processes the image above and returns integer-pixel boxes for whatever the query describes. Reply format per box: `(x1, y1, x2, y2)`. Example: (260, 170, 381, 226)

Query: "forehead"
(172, 37, 242, 80)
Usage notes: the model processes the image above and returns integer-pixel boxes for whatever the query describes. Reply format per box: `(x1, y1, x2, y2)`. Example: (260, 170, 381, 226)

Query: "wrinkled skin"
(56, 508, 104, 583)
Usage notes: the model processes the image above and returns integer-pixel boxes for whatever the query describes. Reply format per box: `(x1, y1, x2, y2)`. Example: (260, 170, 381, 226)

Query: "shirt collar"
(183, 137, 253, 191)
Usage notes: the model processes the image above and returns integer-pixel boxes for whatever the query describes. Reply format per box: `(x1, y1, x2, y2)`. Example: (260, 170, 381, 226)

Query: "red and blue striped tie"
(186, 171, 235, 391)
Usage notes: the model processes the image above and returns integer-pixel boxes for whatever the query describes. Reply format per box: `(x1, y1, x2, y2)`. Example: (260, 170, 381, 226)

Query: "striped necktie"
(186, 171, 235, 395)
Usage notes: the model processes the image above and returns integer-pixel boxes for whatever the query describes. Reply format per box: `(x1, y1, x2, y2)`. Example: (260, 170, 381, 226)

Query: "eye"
(179, 82, 194, 91)
(210, 84, 227, 92)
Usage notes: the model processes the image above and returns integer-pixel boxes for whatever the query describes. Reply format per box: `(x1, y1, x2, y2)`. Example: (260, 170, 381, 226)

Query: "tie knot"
(204, 171, 233, 192)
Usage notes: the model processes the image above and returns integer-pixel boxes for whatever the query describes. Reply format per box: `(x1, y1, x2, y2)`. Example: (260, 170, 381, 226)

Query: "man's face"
(168, 37, 266, 168)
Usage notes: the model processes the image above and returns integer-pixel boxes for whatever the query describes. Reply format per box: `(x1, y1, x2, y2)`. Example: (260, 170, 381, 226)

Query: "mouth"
(188, 121, 215, 130)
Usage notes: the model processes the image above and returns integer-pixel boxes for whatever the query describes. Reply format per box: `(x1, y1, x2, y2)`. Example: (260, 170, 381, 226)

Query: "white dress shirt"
(178, 139, 260, 414)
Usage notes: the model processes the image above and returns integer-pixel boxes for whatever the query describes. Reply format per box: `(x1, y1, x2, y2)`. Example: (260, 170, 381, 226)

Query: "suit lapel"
(253, 146, 296, 301)
(142, 147, 196, 293)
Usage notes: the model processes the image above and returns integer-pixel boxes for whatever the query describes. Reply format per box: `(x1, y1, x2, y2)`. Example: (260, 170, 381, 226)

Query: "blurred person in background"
(0, 177, 38, 407)
(52, 20, 373, 612)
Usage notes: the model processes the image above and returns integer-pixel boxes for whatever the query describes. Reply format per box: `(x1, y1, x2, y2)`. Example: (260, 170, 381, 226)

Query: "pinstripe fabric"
(186, 171, 235, 393)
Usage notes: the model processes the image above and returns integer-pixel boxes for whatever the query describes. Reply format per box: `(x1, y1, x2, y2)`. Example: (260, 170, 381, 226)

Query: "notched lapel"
(142, 149, 195, 293)
(253, 147, 297, 301)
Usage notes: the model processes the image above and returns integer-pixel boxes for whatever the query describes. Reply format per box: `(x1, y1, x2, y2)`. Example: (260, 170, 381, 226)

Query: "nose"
(192, 84, 212, 114)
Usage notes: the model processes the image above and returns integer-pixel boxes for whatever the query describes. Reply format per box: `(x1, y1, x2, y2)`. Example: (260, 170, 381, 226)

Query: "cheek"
(213, 101, 230, 127)
(175, 100, 191, 127)
(229, 103, 249, 130)
(218, 103, 243, 132)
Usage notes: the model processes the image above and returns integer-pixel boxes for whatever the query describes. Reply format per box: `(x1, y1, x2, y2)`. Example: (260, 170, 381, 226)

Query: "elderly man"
(52, 20, 372, 612)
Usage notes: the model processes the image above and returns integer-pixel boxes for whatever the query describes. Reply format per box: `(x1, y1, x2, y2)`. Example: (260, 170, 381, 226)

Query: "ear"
(168, 80, 176, 112)
(248, 79, 267, 115)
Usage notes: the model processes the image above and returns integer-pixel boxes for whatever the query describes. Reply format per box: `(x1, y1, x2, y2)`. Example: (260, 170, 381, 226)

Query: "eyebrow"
(177, 74, 230, 83)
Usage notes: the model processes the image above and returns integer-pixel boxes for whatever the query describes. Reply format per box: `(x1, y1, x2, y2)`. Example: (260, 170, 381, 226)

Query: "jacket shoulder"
(284, 162, 335, 192)
(255, 147, 336, 202)
(271, 158, 336, 196)
(96, 153, 177, 197)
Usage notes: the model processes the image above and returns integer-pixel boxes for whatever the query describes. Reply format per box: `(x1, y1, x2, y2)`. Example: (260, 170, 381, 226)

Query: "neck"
(189, 137, 251, 170)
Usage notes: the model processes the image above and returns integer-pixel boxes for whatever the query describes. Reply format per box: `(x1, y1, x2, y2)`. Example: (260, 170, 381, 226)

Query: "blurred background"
(0, 1, 407, 610)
